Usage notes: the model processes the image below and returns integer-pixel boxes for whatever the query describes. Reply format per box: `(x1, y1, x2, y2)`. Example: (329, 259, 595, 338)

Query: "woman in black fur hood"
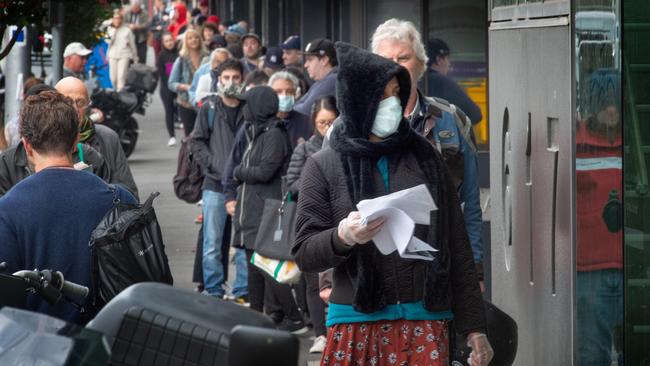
(293, 42, 492, 365)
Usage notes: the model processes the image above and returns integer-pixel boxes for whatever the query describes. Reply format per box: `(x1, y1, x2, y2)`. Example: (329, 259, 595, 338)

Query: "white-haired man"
(194, 48, 233, 105)
(372, 18, 492, 366)
(269, 71, 312, 147)
(371, 18, 484, 285)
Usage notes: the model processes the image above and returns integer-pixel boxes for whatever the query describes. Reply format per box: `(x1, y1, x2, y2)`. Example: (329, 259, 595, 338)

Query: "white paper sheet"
(357, 184, 438, 261)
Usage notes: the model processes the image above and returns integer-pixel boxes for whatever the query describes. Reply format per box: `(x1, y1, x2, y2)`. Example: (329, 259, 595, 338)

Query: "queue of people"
(0, 0, 493, 363)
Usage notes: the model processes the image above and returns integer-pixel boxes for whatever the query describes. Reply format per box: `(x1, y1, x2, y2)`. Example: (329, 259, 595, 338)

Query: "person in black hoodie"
(233, 86, 306, 333)
(293, 43, 493, 365)
(157, 32, 179, 146)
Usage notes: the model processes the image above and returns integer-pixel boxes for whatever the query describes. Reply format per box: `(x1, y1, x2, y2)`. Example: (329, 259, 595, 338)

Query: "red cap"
(206, 15, 220, 25)
(199, 0, 209, 7)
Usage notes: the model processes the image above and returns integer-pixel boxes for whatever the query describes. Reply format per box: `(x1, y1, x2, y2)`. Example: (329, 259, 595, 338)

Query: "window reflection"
(575, 2, 623, 365)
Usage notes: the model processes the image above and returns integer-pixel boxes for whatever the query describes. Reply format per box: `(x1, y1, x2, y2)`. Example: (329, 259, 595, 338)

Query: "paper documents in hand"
(357, 184, 438, 261)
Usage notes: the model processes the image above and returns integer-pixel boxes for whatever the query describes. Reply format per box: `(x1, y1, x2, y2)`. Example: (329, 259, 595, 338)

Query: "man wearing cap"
(224, 24, 245, 59)
(281, 35, 302, 69)
(63, 42, 92, 80)
(427, 38, 482, 124)
(124, 0, 149, 64)
(262, 46, 284, 76)
(241, 33, 262, 76)
(293, 38, 338, 116)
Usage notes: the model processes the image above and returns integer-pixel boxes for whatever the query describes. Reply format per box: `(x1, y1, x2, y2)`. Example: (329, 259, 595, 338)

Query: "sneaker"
(194, 214, 203, 224)
(309, 335, 327, 353)
(278, 319, 309, 335)
(197, 199, 203, 207)
(168, 137, 177, 147)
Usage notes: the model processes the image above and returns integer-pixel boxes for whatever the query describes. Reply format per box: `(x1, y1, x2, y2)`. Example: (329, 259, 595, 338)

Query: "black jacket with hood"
(233, 86, 292, 249)
(191, 94, 244, 192)
(292, 43, 486, 335)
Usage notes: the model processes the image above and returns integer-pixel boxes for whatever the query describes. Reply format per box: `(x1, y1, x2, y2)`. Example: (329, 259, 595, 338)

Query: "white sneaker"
(309, 335, 327, 353)
(168, 137, 177, 147)
(197, 199, 203, 207)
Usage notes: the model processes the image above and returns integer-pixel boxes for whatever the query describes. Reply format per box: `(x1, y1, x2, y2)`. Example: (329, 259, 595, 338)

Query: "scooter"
(0, 265, 300, 366)
(88, 64, 157, 158)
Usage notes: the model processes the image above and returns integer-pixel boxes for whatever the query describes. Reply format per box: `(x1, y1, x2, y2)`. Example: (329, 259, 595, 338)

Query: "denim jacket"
(410, 90, 483, 266)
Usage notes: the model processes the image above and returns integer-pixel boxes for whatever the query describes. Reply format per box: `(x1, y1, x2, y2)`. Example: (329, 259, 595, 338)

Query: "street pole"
(3, 26, 31, 124)
(50, 0, 65, 84)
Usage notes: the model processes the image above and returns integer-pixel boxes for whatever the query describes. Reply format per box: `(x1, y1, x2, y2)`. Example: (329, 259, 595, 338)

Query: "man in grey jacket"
(55, 77, 139, 199)
(124, 0, 149, 64)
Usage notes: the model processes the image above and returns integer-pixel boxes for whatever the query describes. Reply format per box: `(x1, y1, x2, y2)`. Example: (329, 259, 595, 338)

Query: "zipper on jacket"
(239, 125, 255, 245)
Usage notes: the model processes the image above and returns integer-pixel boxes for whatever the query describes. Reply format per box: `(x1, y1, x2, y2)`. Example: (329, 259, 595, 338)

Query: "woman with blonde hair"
(107, 10, 138, 91)
(168, 28, 208, 136)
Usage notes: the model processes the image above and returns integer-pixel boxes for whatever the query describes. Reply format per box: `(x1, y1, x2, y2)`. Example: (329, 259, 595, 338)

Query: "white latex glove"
(467, 333, 494, 366)
(337, 211, 384, 246)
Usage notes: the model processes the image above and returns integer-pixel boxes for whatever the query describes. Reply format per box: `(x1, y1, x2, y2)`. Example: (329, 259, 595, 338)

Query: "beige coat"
(107, 25, 138, 62)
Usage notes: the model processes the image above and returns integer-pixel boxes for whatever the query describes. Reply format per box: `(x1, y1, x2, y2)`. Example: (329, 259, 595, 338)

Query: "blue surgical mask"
(278, 95, 295, 112)
(371, 96, 403, 138)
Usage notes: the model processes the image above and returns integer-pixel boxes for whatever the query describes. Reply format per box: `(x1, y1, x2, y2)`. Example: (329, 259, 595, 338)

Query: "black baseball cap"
(303, 38, 336, 60)
(263, 46, 284, 70)
(427, 38, 450, 63)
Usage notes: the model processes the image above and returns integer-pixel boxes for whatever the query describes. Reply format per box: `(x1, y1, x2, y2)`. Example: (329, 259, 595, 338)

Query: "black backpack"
(172, 105, 215, 203)
(89, 186, 173, 309)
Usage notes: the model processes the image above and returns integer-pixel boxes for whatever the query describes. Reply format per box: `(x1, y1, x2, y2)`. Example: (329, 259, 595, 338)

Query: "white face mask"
(278, 95, 295, 112)
(371, 96, 403, 138)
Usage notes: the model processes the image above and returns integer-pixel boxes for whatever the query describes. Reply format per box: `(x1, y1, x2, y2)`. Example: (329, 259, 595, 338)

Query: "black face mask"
(602, 189, 622, 233)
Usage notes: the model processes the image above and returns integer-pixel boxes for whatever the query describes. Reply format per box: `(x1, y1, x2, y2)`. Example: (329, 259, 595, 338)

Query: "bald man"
(55, 77, 139, 198)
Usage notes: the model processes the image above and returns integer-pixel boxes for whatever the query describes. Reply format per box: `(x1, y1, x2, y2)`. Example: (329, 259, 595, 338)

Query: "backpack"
(89, 186, 173, 309)
(172, 105, 215, 203)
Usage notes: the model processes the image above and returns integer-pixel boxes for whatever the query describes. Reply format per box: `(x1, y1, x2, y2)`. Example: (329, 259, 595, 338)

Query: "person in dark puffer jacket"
(285, 95, 338, 353)
(286, 95, 338, 197)
(233, 86, 306, 334)
(292, 42, 493, 365)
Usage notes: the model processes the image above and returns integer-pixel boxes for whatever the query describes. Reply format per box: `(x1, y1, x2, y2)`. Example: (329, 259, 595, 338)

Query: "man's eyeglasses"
(73, 99, 90, 108)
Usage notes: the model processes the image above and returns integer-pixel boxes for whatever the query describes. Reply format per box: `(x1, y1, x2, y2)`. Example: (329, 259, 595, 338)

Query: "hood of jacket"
(174, 3, 188, 25)
(242, 85, 279, 126)
(334, 42, 411, 139)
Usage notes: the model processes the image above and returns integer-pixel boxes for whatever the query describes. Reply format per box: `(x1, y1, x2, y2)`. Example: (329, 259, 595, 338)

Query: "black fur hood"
(334, 42, 412, 139)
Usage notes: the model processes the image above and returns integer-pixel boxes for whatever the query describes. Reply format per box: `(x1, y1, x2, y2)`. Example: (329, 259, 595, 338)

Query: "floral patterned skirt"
(321, 319, 449, 366)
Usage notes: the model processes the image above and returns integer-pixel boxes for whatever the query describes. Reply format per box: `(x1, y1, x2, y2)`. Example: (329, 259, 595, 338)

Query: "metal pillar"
(50, 0, 65, 84)
(4, 26, 31, 124)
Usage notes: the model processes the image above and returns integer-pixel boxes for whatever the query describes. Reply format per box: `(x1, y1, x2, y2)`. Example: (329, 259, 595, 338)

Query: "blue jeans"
(202, 190, 227, 296)
(576, 269, 623, 366)
(231, 248, 248, 298)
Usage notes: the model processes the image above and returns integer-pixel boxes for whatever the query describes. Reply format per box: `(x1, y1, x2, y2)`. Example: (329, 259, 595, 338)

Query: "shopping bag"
(250, 252, 301, 284)
(253, 194, 296, 260)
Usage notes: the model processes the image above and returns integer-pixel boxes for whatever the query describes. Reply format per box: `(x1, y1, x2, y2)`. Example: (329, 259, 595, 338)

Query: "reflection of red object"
(206, 15, 220, 25)
(576, 121, 622, 271)
(168, 3, 188, 40)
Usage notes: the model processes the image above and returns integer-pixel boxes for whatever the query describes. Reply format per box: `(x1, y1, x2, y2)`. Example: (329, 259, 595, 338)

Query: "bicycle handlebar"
(13, 270, 89, 300)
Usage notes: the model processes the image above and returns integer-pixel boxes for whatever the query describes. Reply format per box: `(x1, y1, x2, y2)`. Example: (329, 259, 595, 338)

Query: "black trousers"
(264, 280, 302, 323)
(245, 249, 266, 312)
(178, 105, 197, 137)
(159, 86, 176, 138)
(305, 272, 327, 336)
(136, 41, 147, 65)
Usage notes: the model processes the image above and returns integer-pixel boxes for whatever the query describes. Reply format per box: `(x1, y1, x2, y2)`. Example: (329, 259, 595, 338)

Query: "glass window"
(365, 0, 421, 48)
(493, 0, 517, 7)
(427, 0, 488, 148)
(575, 0, 623, 364)
(623, 0, 650, 364)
